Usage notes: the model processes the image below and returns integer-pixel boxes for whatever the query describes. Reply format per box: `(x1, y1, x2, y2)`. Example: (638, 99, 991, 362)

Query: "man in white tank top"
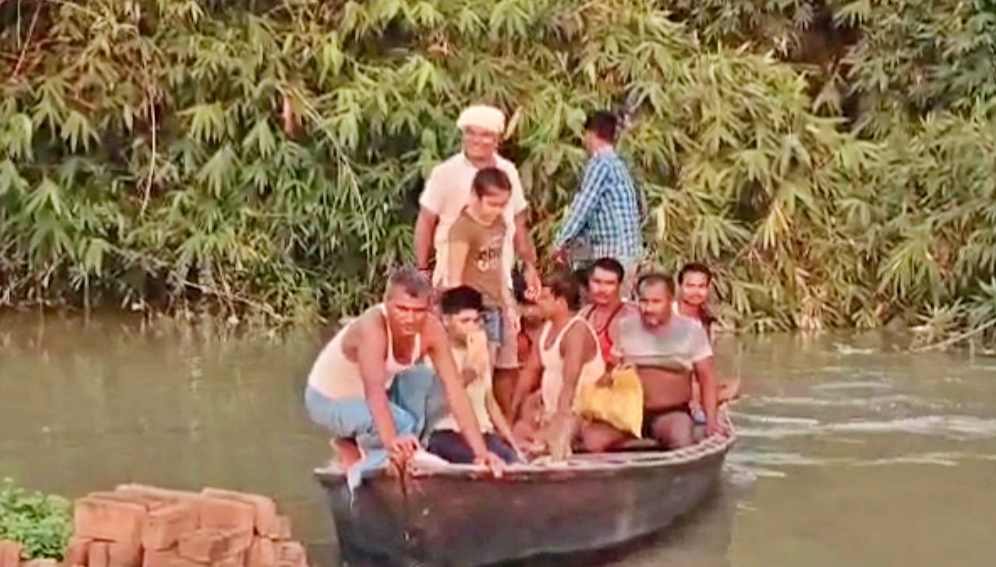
(304, 268, 505, 488)
(511, 271, 604, 460)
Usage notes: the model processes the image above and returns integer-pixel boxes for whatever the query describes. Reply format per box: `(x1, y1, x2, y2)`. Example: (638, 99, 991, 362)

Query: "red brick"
(209, 553, 242, 567)
(74, 496, 146, 543)
(87, 543, 109, 567)
(273, 517, 291, 541)
(244, 539, 274, 567)
(201, 490, 277, 537)
(177, 530, 249, 564)
(107, 540, 142, 567)
(140, 550, 202, 567)
(274, 543, 305, 567)
(198, 498, 253, 534)
(141, 502, 198, 550)
(63, 538, 91, 567)
(114, 486, 199, 506)
(0, 541, 22, 567)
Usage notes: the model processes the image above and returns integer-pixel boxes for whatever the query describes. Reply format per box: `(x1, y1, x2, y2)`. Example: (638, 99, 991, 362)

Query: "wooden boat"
(313, 410, 736, 567)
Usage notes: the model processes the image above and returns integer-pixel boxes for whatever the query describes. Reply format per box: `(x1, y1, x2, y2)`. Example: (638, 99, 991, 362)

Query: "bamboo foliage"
(1, 0, 995, 339)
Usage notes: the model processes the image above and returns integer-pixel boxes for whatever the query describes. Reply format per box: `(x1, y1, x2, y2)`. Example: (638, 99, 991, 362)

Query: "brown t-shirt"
(448, 209, 507, 306)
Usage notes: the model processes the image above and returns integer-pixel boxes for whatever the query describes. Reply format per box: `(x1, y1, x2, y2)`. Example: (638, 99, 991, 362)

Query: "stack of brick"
(63, 485, 309, 567)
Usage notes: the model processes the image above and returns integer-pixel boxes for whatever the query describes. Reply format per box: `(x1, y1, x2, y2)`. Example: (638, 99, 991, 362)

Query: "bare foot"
(332, 438, 363, 467)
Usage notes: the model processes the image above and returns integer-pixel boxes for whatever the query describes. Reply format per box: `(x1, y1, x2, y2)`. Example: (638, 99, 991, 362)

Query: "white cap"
(456, 105, 506, 134)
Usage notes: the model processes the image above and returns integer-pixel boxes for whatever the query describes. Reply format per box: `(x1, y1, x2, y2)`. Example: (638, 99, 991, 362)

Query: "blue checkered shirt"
(553, 148, 643, 260)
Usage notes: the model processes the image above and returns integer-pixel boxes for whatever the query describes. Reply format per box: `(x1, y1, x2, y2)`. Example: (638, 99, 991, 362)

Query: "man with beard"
(415, 104, 541, 413)
(675, 263, 741, 417)
(580, 257, 637, 362)
(580, 272, 725, 451)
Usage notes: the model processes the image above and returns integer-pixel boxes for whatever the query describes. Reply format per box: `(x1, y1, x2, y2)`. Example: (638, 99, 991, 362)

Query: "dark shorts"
(641, 403, 692, 438)
(427, 430, 519, 464)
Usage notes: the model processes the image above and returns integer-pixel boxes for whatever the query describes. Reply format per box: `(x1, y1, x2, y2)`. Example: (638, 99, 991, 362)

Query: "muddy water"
(1, 317, 995, 567)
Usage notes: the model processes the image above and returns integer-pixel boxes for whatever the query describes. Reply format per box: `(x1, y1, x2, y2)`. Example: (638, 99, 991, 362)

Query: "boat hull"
(315, 434, 732, 567)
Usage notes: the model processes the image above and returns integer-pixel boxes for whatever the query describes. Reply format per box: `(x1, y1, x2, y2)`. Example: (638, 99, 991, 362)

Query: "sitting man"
(303, 267, 505, 488)
(580, 257, 638, 361)
(425, 286, 521, 464)
(511, 271, 605, 460)
(675, 262, 742, 417)
(580, 272, 724, 452)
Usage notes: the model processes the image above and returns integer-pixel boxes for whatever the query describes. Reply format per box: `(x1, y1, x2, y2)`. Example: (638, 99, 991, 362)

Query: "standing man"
(552, 110, 643, 295)
(415, 104, 541, 412)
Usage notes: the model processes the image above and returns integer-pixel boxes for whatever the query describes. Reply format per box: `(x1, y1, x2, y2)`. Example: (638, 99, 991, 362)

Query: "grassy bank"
(0, 479, 72, 561)
(2, 0, 996, 346)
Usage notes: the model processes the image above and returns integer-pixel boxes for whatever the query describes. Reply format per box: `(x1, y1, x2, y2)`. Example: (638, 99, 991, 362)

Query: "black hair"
(587, 257, 625, 283)
(439, 286, 484, 315)
(511, 268, 533, 305)
(544, 270, 583, 311)
(583, 110, 619, 143)
(636, 271, 675, 298)
(678, 262, 713, 284)
(384, 266, 432, 299)
(471, 167, 512, 197)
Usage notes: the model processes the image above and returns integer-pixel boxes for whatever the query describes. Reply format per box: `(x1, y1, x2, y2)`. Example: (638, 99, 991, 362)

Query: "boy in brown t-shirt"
(444, 167, 520, 373)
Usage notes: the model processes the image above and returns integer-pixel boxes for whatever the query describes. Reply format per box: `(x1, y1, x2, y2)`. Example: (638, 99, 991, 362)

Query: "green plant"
(0, 479, 72, 560)
(2, 0, 996, 348)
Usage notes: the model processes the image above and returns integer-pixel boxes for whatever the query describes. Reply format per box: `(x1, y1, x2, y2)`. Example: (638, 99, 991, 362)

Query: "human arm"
(425, 318, 505, 474)
(486, 389, 521, 454)
(354, 317, 417, 458)
(689, 327, 723, 436)
(415, 167, 445, 273)
(552, 160, 607, 251)
(505, 167, 539, 295)
(510, 339, 542, 420)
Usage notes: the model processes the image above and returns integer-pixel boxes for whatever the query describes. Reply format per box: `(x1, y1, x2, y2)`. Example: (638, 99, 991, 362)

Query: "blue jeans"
(427, 430, 519, 464)
(481, 307, 505, 345)
(304, 364, 446, 489)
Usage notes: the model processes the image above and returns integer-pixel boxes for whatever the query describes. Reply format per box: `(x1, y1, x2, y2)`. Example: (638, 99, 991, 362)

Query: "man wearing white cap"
(415, 104, 540, 413)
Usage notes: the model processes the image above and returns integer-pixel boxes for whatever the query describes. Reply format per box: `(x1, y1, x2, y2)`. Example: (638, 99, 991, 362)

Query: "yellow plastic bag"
(572, 364, 644, 438)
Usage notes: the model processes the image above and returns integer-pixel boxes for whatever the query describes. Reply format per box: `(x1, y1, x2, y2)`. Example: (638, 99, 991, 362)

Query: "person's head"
(583, 110, 618, 154)
(439, 286, 484, 342)
(457, 105, 505, 163)
(677, 262, 713, 308)
(587, 257, 625, 306)
(469, 167, 512, 223)
(382, 266, 433, 336)
(537, 270, 583, 319)
(636, 272, 676, 328)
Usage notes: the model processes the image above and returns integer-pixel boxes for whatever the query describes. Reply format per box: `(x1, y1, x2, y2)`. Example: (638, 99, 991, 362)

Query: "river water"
(2, 316, 995, 567)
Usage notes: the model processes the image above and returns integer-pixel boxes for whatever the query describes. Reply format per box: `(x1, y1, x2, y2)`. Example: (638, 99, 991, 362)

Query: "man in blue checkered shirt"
(552, 110, 644, 293)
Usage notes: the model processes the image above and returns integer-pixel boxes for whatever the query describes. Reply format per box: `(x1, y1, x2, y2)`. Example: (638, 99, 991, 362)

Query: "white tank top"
(307, 304, 421, 400)
(538, 315, 606, 419)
